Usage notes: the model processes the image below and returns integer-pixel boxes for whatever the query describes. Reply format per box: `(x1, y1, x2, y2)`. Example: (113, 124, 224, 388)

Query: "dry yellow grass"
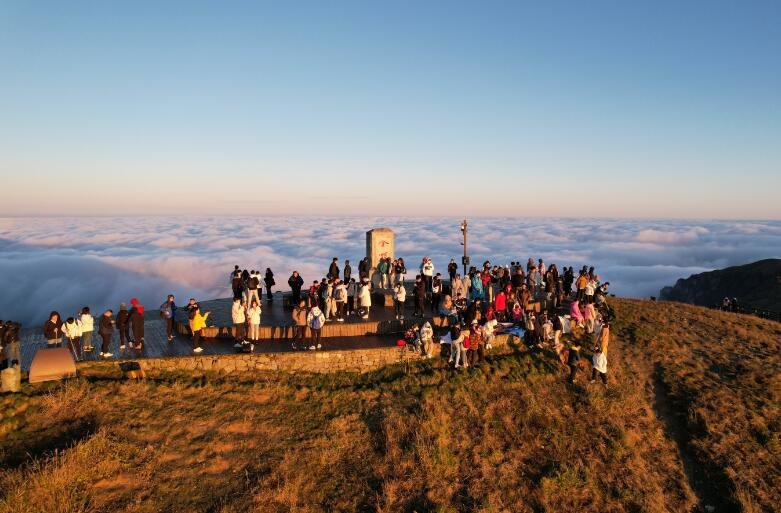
(0, 298, 777, 512)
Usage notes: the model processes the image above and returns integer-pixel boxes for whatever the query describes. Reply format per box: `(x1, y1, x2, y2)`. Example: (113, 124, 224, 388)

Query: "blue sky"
(1, 1, 780, 217)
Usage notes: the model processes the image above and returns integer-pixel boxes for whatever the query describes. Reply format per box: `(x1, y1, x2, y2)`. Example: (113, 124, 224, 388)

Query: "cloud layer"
(1, 217, 779, 326)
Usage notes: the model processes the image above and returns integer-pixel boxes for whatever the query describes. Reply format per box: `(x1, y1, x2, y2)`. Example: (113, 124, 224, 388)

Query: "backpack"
(310, 314, 323, 330)
(159, 303, 172, 319)
(250, 276, 259, 289)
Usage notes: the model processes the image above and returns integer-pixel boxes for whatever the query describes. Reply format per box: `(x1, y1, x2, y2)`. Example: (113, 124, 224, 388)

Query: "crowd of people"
(2, 254, 615, 389)
(224, 256, 615, 386)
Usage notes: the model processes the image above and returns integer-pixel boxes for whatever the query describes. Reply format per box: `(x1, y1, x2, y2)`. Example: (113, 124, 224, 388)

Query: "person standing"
(343, 260, 352, 284)
(334, 279, 347, 322)
(421, 257, 434, 293)
(378, 257, 390, 289)
(43, 311, 62, 347)
(413, 275, 426, 317)
(288, 271, 304, 305)
(393, 281, 406, 320)
(79, 307, 94, 352)
(264, 268, 276, 302)
(431, 273, 443, 312)
(128, 298, 145, 350)
(307, 305, 325, 350)
(358, 278, 372, 319)
(62, 317, 83, 361)
(291, 300, 307, 349)
(159, 294, 177, 341)
(346, 278, 357, 315)
(449, 325, 467, 369)
(328, 258, 340, 280)
(358, 257, 370, 281)
(395, 258, 407, 285)
(247, 299, 261, 350)
(591, 323, 610, 388)
(567, 341, 582, 384)
(116, 303, 130, 350)
(232, 298, 248, 348)
(247, 271, 261, 305)
(447, 259, 458, 282)
(324, 279, 336, 321)
(231, 270, 244, 301)
(98, 309, 114, 358)
(189, 306, 210, 353)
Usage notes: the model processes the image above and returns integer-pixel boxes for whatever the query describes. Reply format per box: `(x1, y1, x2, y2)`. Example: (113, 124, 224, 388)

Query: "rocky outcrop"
(659, 259, 781, 311)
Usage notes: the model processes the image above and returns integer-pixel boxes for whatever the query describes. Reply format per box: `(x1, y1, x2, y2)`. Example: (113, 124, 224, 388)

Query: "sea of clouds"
(1, 216, 779, 326)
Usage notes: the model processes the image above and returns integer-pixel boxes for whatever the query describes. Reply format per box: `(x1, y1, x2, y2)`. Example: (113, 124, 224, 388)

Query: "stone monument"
(366, 228, 394, 290)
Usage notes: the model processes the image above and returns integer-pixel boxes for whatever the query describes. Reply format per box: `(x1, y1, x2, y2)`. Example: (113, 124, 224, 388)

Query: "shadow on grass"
(651, 363, 741, 513)
(0, 413, 98, 469)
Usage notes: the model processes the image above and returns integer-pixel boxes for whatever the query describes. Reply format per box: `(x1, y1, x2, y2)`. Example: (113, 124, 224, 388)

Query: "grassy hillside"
(1, 299, 778, 513)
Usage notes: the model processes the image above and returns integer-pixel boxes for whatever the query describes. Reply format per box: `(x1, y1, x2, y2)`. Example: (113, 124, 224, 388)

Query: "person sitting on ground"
(510, 302, 524, 325)
(570, 298, 585, 327)
(420, 321, 434, 358)
(439, 294, 458, 326)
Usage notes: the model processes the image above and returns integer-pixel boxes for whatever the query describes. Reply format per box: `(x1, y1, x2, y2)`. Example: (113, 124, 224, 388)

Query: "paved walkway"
(16, 316, 400, 372)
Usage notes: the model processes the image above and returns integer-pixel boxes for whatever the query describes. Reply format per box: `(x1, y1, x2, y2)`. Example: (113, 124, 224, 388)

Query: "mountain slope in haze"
(659, 259, 781, 311)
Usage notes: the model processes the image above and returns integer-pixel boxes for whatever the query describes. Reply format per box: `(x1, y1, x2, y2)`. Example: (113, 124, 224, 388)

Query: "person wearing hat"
(128, 298, 145, 350)
(116, 303, 130, 350)
(467, 319, 484, 366)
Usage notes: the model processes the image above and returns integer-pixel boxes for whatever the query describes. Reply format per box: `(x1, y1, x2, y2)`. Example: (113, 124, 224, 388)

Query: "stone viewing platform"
(174, 294, 421, 340)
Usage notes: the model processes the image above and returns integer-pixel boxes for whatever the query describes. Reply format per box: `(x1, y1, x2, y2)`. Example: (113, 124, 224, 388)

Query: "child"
(79, 307, 94, 352)
(482, 316, 498, 350)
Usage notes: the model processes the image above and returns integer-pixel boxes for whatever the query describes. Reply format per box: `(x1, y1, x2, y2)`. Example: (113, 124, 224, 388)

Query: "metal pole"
(462, 218, 468, 277)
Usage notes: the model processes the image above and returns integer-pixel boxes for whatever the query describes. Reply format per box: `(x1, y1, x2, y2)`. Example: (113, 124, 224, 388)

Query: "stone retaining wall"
(76, 334, 513, 376)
